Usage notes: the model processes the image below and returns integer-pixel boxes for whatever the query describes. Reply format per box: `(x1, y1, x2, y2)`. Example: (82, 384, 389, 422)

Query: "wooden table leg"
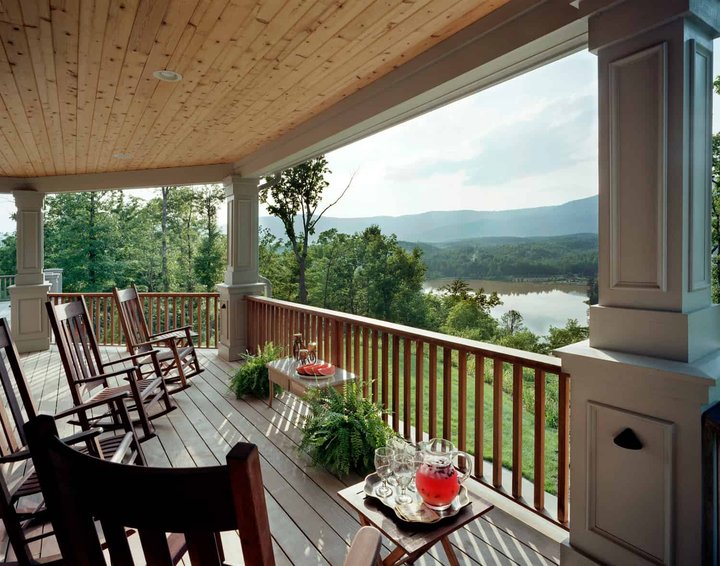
(440, 537, 460, 566)
(268, 379, 274, 408)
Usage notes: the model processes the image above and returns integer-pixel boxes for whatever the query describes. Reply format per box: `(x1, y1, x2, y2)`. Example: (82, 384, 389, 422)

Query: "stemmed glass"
(374, 447, 394, 498)
(392, 453, 414, 504)
(408, 444, 424, 492)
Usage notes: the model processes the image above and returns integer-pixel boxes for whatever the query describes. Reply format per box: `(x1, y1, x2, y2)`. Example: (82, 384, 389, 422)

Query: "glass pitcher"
(415, 438, 473, 510)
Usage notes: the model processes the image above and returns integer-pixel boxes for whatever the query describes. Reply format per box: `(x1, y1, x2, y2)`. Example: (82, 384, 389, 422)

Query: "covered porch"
(0, 0, 718, 564)
(1, 345, 563, 565)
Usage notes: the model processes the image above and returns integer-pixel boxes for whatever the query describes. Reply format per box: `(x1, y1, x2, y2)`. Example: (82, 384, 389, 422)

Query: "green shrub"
(229, 343, 283, 398)
(299, 382, 394, 477)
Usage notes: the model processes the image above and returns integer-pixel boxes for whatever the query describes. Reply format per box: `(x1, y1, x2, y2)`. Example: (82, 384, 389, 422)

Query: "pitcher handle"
(453, 451, 474, 484)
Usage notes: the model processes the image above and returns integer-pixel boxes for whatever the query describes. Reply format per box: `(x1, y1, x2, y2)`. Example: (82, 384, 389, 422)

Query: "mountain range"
(259, 195, 598, 244)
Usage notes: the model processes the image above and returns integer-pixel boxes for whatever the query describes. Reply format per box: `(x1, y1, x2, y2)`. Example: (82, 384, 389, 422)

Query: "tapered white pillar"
(216, 176, 267, 361)
(9, 190, 50, 353)
(558, 2, 720, 565)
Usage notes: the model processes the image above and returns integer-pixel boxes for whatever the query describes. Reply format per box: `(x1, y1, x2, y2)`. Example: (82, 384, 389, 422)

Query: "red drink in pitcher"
(415, 461, 460, 509)
(414, 439, 473, 511)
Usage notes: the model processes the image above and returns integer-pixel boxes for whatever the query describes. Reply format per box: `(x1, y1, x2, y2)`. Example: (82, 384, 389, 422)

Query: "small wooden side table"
(338, 478, 493, 566)
(265, 357, 356, 407)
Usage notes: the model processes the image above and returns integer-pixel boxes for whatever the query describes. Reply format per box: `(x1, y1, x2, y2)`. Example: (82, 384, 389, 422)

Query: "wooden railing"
(0, 275, 14, 300)
(247, 295, 570, 528)
(48, 292, 220, 348)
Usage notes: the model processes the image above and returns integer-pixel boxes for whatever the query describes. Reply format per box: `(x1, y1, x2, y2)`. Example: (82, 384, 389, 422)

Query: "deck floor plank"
(0, 346, 561, 565)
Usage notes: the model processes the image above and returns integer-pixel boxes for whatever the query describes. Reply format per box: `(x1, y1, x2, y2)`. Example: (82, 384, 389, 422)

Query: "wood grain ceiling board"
(0, 0, 509, 178)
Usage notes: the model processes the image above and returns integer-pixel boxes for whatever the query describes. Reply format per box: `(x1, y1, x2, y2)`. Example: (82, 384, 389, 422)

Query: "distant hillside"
(260, 195, 598, 243)
(404, 233, 598, 280)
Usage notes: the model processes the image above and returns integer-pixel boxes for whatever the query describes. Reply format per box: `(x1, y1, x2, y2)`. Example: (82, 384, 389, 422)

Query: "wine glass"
(408, 443, 424, 492)
(374, 447, 394, 498)
(392, 453, 414, 504)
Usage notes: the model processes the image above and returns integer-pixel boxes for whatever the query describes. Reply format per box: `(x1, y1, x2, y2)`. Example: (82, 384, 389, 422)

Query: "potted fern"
(299, 381, 394, 477)
(229, 343, 283, 398)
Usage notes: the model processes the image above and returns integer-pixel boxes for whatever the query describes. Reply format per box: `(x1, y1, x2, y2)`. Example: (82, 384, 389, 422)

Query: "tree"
(194, 185, 226, 291)
(500, 309, 525, 335)
(712, 75, 720, 302)
(261, 157, 352, 303)
(541, 319, 589, 354)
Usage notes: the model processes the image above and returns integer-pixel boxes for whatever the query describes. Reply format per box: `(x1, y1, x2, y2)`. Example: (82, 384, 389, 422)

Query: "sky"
(0, 42, 718, 232)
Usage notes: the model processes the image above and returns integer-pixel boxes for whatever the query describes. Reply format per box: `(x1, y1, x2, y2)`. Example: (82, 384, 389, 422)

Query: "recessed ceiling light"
(112, 152, 132, 159)
(153, 69, 183, 82)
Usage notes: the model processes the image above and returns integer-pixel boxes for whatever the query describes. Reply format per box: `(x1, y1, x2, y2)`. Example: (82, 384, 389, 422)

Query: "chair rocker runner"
(113, 286, 204, 393)
(46, 298, 175, 441)
(24, 413, 382, 566)
(0, 318, 144, 566)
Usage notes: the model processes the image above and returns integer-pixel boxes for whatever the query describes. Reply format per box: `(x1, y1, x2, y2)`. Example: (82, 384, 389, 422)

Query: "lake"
(424, 278, 590, 336)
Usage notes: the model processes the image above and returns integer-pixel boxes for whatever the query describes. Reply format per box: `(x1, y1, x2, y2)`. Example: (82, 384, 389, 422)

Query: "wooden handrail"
(49, 292, 220, 349)
(247, 295, 570, 529)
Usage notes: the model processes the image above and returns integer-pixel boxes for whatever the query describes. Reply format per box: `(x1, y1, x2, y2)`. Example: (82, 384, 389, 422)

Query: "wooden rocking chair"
(24, 414, 382, 566)
(0, 318, 144, 565)
(113, 286, 203, 393)
(45, 298, 175, 441)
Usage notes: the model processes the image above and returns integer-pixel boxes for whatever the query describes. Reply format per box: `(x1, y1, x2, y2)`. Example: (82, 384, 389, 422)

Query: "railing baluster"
(442, 347, 452, 441)
(475, 354, 484, 480)
(534, 368, 546, 511)
(512, 363, 523, 499)
(415, 340, 423, 444)
(345, 324, 352, 371)
(323, 317, 330, 362)
(558, 372, 570, 525)
(362, 327, 369, 397)
(381, 332, 389, 423)
(371, 329, 379, 404)
(392, 335, 400, 434)
(333, 319, 343, 368)
(493, 358, 503, 488)
(403, 338, 411, 440)
(429, 344, 437, 439)
(458, 350, 467, 451)
(354, 325, 361, 379)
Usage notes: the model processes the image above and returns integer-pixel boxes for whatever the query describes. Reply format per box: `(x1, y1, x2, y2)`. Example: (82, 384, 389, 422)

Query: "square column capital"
(588, 0, 720, 52)
(12, 190, 44, 210)
(222, 175, 260, 198)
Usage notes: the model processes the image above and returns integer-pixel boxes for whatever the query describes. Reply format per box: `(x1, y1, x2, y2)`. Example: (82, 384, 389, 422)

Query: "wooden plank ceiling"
(0, 0, 509, 178)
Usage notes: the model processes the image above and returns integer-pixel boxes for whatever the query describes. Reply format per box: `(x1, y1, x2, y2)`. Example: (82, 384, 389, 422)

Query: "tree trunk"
(161, 187, 169, 292)
(298, 254, 307, 304)
(88, 194, 97, 289)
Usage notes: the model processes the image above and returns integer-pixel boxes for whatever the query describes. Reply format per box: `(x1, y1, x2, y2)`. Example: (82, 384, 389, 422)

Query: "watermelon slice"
(296, 363, 335, 377)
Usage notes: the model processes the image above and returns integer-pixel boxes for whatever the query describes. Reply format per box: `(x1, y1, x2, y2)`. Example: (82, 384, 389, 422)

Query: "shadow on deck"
(2, 346, 564, 565)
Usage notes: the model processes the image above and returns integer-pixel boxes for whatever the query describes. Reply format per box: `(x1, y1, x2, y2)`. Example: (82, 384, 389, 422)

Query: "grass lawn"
(349, 335, 561, 495)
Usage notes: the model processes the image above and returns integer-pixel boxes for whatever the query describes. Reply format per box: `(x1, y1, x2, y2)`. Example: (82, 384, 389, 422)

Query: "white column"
(216, 176, 267, 361)
(9, 190, 51, 352)
(558, 2, 720, 565)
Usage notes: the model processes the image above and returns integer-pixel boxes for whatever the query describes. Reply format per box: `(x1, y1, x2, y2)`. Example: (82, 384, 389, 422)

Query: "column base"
(8, 283, 51, 353)
(560, 539, 601, 565)
(557, 341, 717, 565)
(216, 282, 267, 362)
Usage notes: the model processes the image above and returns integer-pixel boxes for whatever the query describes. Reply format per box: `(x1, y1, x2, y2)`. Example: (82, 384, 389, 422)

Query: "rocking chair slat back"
(115, 286, 151, 351)
(46, 299, 107, 401)
(25, 414, 276, 566)
(0, 318, 36, 453)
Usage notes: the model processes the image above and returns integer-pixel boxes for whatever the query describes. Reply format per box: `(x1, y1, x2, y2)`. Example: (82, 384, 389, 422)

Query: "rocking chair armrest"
(0, 449, 31, 463)
(101, 350, 160, 367)
(58, 428, 104, 447)
(75, 366, 139, 384)
(148, 326, 193, 339)
(135, 337, 180, 349)
(53, 391, 131, 419)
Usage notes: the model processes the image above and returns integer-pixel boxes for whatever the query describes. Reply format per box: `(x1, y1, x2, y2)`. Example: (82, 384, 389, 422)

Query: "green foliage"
(413, 233, 598, 281)
(299, 382, 394, 477)
(541, 319, 589, 354)
(229, 343, 284, 398)
(0, 233, 16, 274)
(20, 184, 228, 293)
(261, 156, 344, 304)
